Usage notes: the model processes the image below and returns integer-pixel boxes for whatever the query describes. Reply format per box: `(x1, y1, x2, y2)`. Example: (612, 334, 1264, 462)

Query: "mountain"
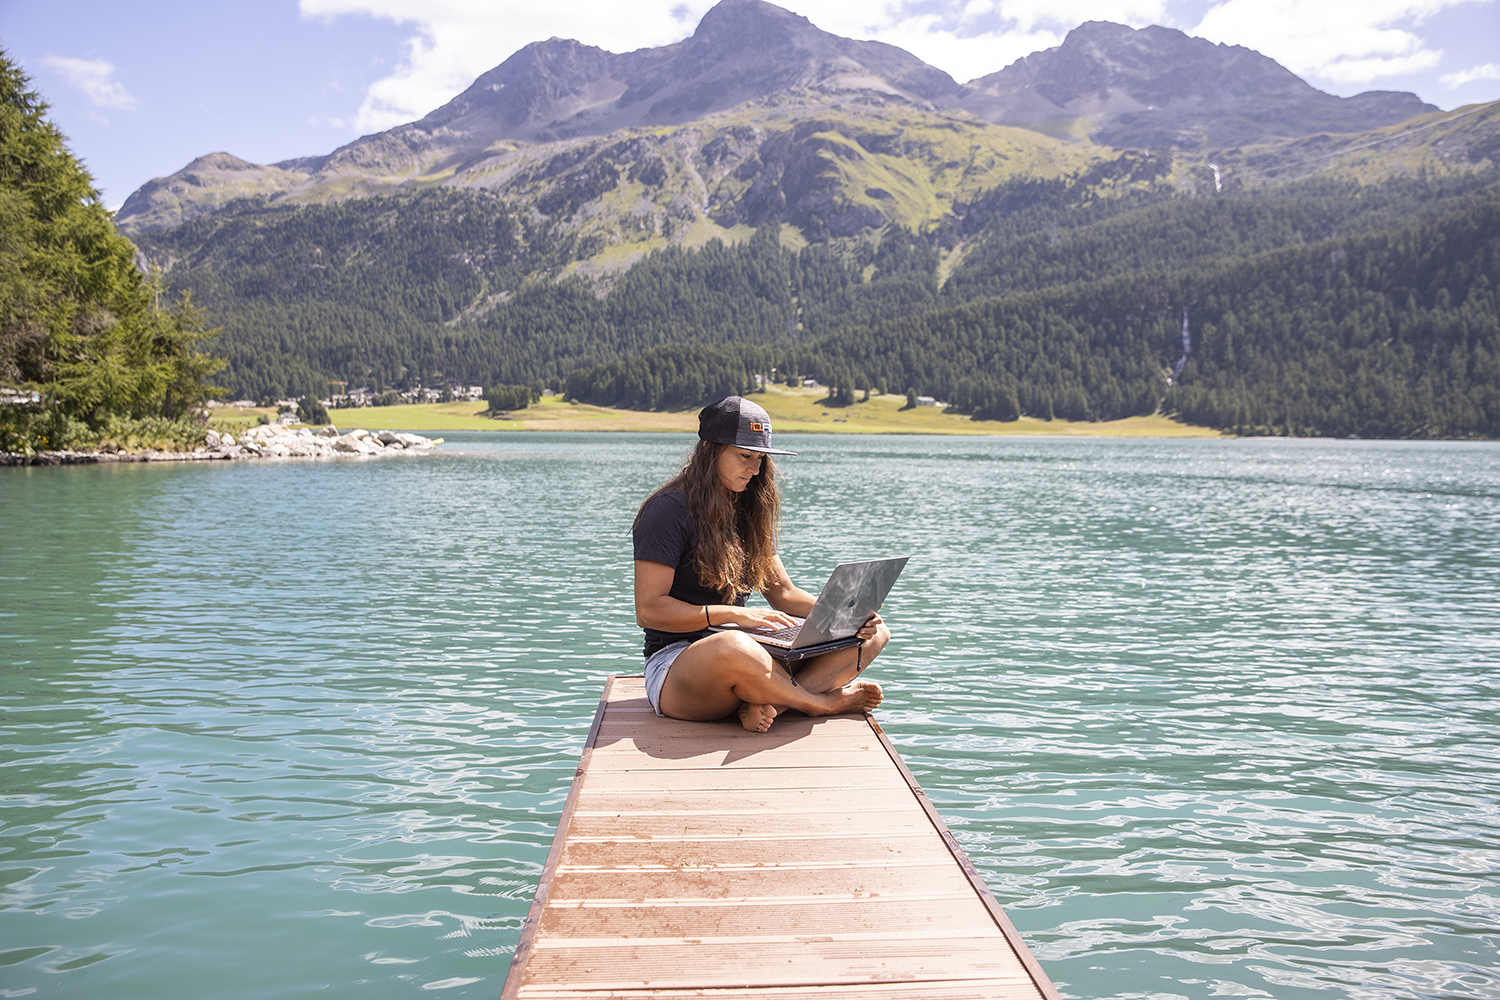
(116, 0, 1445, 238)
(420, 0, 966, 146)
(961, 21, 1435, 148)
(118, 0, 973, 233)
(115, 152, 312, 233)
(113, 0, 1500, 440)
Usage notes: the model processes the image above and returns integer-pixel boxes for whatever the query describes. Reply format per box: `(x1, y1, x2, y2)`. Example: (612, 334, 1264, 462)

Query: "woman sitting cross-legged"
(632, 396, 888, 733)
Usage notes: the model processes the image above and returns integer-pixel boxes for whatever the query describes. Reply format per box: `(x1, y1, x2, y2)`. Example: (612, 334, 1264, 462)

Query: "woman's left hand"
(857, 612, 884, 641)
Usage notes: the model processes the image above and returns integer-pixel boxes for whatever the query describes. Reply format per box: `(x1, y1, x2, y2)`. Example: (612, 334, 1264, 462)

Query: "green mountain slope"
(557, 186, 1500, 438)
(133, 161, 1500, 439)
(801, 194, 1500, 437)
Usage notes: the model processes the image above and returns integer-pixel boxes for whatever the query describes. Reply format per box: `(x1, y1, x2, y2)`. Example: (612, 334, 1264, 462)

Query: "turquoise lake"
(3, 432, 1498, 999)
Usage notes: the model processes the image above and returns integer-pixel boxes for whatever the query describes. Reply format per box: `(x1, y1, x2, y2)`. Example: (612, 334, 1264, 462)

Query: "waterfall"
(1173, 307, 1191, 377)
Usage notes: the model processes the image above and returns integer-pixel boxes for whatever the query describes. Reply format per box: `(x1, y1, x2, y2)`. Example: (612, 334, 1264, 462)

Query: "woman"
(633, 396, 888, 733)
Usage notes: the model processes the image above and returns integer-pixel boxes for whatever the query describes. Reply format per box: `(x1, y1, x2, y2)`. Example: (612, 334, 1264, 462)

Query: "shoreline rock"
(1, 424, 444, 466)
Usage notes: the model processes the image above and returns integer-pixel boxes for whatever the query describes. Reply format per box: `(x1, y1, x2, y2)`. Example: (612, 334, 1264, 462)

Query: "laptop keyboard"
(754, 623, 802, 642)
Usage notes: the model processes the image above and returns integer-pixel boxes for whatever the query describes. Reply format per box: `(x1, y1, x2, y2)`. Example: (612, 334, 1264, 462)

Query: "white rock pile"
(205, 424, 443, 460)
(1, 424, 444, 465)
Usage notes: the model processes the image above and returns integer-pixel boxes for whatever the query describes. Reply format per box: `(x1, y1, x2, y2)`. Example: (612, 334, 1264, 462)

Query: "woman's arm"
(634, 560, 798, 632)
(760, 556, 818, 617)
(762, 556, 886, 642)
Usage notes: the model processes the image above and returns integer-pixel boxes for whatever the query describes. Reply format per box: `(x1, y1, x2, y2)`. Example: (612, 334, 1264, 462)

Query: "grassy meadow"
(212, 385, 1222, 438)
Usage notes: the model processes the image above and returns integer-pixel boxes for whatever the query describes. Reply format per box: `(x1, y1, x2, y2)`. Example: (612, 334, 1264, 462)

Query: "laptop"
(710, 556, 909, 663)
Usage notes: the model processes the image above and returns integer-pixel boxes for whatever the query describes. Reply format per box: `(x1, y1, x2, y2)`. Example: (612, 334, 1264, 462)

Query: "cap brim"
(741, 445, 797, 456)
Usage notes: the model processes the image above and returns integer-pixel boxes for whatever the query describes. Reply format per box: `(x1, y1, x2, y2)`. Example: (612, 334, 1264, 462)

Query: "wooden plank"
(546, 863, 978, 901)
(578, 769, 910, 793)
(518, 982, 1040, 1000)
(501, 675, 1060, 1000)
(573, 786, 915, 812)
(520, 936, 1030, 987)
(595, 715, 874, 737)
(566, 809, 931, 840)
(553, 834, 955, 872)
(583, 751, 890, 771)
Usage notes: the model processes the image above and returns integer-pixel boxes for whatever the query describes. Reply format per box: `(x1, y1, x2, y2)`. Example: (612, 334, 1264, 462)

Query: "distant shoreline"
(210, 386, 1226, 439)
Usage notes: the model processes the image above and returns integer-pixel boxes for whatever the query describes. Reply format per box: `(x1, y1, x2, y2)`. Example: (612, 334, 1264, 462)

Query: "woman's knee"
(679, 631, 773, 681)
(661, 636, 770, 718)
(718, 631, 776, 676)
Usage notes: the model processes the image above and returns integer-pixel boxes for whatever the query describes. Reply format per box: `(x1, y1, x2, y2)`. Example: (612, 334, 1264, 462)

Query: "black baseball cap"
(698, 396, 797, 456)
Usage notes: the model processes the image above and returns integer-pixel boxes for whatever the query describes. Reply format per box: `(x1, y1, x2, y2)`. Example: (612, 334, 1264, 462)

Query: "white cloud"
(1187, 0, 1469, 85)
(43, 55, 138, 110)
(950, 0, 1167, 33)
(300, 0, 1487, 132)
(1441, 62, 1500, 86)
(876, 23, 1065, 84)
(301, 0, 719, 131)
(789, 1, 1080, 82)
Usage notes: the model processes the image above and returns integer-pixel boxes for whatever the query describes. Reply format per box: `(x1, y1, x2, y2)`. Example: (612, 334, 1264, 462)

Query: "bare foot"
(829, 680, 883, 715)
(738, 702, 778, 733)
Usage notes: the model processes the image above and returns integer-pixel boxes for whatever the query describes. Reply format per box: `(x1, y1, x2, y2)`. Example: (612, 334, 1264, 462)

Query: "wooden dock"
(501, 675, 1060, 999)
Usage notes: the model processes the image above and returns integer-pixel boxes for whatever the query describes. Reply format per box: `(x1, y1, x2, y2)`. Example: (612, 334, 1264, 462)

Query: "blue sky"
(6, 0, 1499, 209)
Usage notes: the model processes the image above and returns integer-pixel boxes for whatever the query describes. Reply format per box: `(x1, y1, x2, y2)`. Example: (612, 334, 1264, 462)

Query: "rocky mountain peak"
(116, 2, 1452, 235)
(184, 152, 263, 172)
(601, 0, 963, 128)
(970, 21, 1316, 106)
(961, 21, 1435, 148)
(691, 0, 816, 49)
(324, 0, 959, 163)
(421, 36, 642, 135)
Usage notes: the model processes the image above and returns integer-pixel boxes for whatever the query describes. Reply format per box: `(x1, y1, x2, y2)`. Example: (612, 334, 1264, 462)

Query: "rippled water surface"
(3, 433, 1499, 999)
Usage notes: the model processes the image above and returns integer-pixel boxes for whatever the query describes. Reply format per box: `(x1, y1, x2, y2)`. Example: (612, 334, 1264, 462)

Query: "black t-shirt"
(632, 487, 747, 658)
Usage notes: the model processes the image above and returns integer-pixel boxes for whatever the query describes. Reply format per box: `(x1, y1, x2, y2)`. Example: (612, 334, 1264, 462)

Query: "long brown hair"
(636, 440, 782, 598)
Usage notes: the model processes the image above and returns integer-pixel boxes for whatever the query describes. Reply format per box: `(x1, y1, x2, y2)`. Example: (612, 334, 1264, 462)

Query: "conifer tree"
(0, 51, 223, 448)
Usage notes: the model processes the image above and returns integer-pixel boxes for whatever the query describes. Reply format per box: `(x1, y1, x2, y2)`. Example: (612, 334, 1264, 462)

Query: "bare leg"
(660, 631, 882, 732)
(738, 621, 891, 730)
(789, 621, 892, 695)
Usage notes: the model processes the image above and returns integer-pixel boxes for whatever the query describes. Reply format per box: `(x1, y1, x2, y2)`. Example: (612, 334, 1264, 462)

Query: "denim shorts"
(643, 639, 692, 717)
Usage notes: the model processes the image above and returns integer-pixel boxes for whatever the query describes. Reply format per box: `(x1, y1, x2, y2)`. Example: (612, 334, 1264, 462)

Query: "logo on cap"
(751, 422, 769, 432)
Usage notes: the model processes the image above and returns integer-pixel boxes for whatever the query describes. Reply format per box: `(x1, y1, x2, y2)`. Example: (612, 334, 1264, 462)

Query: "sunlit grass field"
(211, 385, 1221, 438)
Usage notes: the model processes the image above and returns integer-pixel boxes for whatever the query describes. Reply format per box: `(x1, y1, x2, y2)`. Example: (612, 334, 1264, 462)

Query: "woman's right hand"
(729, 607, 800, 632)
